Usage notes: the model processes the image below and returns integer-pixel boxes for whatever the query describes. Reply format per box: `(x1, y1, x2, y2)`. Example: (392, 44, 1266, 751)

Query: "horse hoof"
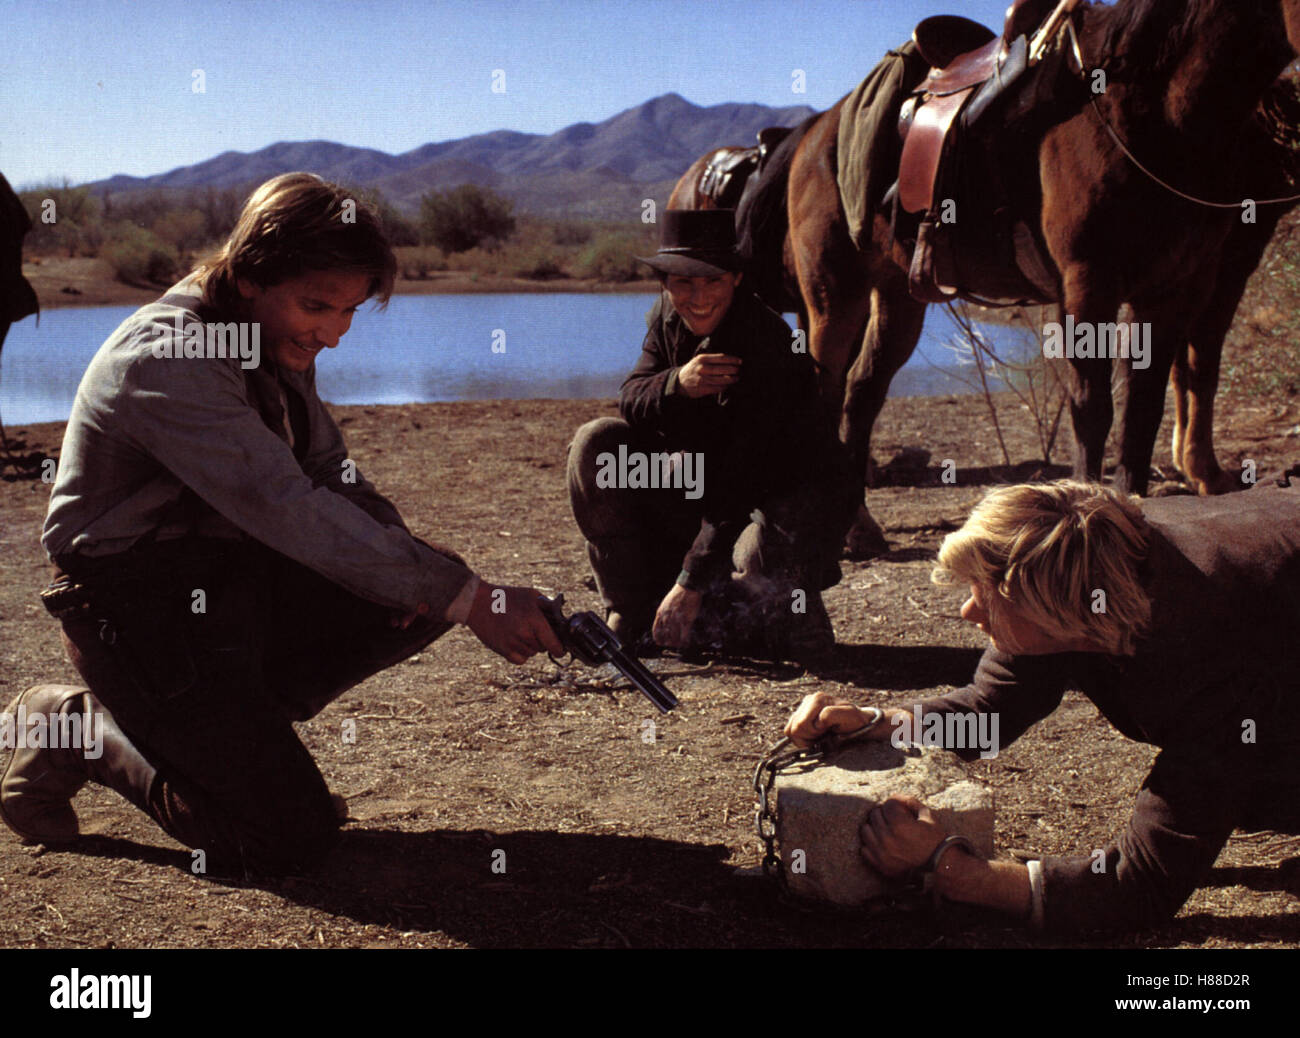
(844, 508, 889, 560)
(1196, 469, 1250, 496)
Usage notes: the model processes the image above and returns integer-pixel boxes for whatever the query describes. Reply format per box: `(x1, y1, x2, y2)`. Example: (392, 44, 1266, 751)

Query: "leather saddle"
(699, 127, 794, 209)
(899, 0, 1060, 215)
(890, 0, 1077, 304)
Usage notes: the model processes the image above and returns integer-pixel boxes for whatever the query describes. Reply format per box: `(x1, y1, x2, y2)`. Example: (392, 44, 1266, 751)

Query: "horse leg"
(1170, 343, 1191, 481)
(1059, 273, 1118, 483)
(786, 100, 896, 557)
(1180, 335, 1242, 494)
(798, 278, 878, 558)
(1176, 216, 1278, 494)
(1114, 299, 1186, 495)
(839, 277, 927, 556)
(805, 285, 875, 440)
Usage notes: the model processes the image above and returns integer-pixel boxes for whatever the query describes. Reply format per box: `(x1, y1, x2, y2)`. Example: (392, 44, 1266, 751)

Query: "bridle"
(1064, 7, 1300, 208)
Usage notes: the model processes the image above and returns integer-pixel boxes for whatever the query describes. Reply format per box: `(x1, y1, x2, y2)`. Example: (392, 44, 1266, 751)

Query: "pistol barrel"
(537, 594, 678, 713)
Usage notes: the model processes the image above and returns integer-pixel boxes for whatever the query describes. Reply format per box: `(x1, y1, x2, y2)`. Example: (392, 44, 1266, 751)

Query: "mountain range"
(89, 93, 818, 220)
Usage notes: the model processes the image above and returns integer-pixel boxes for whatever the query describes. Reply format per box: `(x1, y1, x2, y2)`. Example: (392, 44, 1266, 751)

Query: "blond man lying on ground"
(785, 476, 1300, 933)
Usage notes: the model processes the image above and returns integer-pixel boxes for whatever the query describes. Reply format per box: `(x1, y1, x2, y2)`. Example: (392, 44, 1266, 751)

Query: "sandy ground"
(3, 387, 1299, 949)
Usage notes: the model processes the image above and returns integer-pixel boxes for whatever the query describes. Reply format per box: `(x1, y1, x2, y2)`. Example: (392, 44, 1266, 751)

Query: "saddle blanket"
(835, 41, 930, 251)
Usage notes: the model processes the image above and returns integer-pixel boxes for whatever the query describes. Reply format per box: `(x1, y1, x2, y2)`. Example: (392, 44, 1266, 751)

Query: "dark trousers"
(567, 416, 855, 634)
(55, 536, 453, 877)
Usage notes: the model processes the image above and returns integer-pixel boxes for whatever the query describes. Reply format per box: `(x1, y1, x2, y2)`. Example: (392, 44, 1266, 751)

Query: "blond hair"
(194, 172, 396, 313)
(933, 480, 1152, 655)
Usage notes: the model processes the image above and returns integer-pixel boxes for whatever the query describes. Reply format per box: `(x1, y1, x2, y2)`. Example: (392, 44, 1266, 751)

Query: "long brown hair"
(194, 172, 396, 314)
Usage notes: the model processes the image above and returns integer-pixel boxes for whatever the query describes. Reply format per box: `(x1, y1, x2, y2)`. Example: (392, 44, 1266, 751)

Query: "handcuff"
(908, 834, 977, 906)
(833, 707, 977, 906)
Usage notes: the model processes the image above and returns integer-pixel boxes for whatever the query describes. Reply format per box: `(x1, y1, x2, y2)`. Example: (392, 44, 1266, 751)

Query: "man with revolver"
(2, 173, 563, 877)
(784, 476, 1300, 933)
(567, 209, 857, 662)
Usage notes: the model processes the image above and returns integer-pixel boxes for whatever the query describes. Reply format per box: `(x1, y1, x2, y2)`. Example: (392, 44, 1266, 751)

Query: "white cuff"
(1026, 859, 1046, 931)
(444, 574, 481, 624)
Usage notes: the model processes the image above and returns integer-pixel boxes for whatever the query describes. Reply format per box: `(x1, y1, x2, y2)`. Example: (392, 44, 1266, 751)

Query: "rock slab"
(775, 740, 994, 906)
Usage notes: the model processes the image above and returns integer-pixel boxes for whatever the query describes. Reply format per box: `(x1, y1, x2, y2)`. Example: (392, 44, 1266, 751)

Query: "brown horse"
(667, 126, 804, 213)
(745, 0, 1300, 551)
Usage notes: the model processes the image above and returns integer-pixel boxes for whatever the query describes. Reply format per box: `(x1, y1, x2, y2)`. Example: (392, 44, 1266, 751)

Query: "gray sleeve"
(120, 354, 472, 616)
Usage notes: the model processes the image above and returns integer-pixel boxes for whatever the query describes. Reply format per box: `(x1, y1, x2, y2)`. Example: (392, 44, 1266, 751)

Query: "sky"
(1, 0, 1018, 190)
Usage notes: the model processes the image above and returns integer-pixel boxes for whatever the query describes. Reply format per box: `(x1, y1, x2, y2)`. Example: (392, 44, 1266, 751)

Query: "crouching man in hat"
(2, 172, 563, 877)
(784, 476, 1300, 932)
(568, 210, 856, 661)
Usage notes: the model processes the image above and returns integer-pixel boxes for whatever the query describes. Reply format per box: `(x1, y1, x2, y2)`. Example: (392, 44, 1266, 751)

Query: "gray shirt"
(42, 276, 475, 619)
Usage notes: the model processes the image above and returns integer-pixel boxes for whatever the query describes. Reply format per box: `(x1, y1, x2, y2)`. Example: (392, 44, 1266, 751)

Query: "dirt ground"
(2, 390, 1300, 950)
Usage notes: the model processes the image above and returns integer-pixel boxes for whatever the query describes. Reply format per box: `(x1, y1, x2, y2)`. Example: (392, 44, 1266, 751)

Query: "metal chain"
(751, 708, 884, 886)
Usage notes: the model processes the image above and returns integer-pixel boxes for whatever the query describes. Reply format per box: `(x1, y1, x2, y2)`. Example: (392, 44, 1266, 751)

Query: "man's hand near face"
(676, 353, 742, 398)
(653, 582, 703, 647)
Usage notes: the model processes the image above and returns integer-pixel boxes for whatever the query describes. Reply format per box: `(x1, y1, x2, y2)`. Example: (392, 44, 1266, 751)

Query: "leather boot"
(1, 683, 157, 844)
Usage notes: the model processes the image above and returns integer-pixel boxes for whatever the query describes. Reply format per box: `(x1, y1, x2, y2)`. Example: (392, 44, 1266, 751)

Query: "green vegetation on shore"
(18, 180, 659, 292)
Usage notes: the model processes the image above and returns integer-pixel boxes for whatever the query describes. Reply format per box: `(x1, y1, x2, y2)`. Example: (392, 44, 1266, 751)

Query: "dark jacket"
(619, 288, 847, 589)
(914, 477, 1300, 932)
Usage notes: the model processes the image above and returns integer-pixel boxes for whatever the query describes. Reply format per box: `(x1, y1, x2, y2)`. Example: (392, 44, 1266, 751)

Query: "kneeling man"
(2, 173, 562, 877)
(568, 210, 856, 661)
(786, 476, 1300, 932)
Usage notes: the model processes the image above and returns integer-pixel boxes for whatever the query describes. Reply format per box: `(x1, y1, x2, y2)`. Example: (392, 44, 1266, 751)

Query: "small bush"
(419, 183, 516, 253)
(552, 221, 593, 246)
(575, 231, 645, 282)
(510, 245, 565, 280)
(395, 245, 447, 280)
(103, 224, 179, 285)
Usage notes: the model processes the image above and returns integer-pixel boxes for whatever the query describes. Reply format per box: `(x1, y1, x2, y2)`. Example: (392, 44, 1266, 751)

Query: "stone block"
(774, 739, 994, 906)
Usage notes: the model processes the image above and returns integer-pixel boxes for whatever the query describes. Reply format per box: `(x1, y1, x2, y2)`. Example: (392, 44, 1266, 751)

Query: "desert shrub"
(509, 245, 565, 279)
(419, 184, 516, 253)
(18, 183, 102, 256)
(575, 230, 645, 282)
(395, 245, 448, 280)
(337, 182, 420, 247)
(552, 221, 594, 246)
(151, 207, 207, 254)
(103, 224, 179, 285)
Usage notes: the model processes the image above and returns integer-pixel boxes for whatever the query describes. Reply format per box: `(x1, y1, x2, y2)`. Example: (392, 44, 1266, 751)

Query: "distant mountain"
(88, 93, 817, 219)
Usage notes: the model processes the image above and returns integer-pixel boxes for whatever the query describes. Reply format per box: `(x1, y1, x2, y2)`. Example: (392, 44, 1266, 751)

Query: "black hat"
(637, 209, 743, 277)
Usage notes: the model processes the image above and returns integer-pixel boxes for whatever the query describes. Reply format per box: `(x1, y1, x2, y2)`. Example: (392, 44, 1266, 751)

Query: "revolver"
(537, 594, 678, 714)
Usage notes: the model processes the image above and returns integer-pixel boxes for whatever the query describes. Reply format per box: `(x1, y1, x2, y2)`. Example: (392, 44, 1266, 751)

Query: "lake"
(0, 292, 1039, 425)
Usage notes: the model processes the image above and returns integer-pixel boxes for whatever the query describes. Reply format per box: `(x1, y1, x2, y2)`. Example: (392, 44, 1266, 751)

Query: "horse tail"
(736, 112, 819, 311)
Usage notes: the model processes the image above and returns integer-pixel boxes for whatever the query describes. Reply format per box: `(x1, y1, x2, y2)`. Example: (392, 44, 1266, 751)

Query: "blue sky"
(1, 0, 1016, 189)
